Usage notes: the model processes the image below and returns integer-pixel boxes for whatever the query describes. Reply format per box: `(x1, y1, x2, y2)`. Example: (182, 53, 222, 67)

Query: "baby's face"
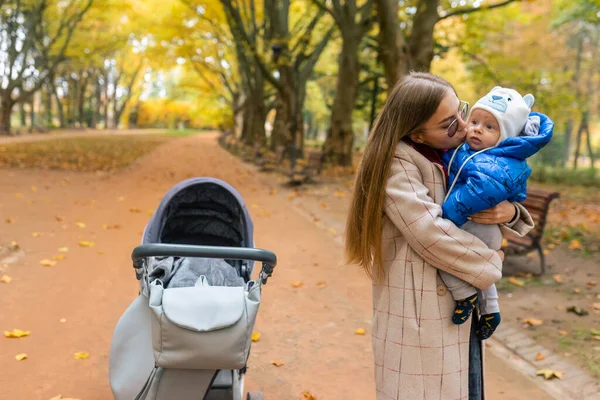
(466, 109, 501, 150)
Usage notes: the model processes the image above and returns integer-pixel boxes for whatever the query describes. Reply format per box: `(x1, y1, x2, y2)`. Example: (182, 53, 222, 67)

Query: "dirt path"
(0, 133, 552, 399)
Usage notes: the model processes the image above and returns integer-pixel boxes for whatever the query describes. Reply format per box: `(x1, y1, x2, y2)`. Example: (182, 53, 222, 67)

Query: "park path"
(0, 132, 552, 399)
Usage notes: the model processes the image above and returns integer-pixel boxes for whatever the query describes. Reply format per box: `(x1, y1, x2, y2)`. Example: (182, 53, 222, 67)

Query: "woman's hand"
(497, 250, 505, 262)
(470, 200, 517, 224)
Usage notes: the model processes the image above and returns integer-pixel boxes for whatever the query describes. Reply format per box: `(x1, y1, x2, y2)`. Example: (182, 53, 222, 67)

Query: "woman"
(345, 73, 536, 400)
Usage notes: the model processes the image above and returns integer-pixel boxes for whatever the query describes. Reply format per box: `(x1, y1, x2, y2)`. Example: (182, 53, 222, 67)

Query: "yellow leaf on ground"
(58, 247, 69, 253)
(588, 280, 598, 287)
(55, 216, 64, 222)
(74, 352, 89, 359)
(15, 353, 27, 361)
(6, 217, 14, 223)
(9, 241, 19, 250)
(270, 189, 277, 195)
(251, 332, 261, 342)
(536, 369, 563, 380)
(1, 275, 12, 283)
(502, 238, 508, 248)
(303, 392, 317, 400)
(75, 222, 86, 228)
(271, 360, 284, 367)
(251, 204, 259, 209)
(32, 232, 41, 237)
(523, 318, 544, 327)
(4, 329, 30, 338)
(547, 243, 556, 249)
(59, 318, 67, 323)
(569, 239, 582, 250)
(30, 186, 37, 192)
(290, 281, 304, 288)
(355, 328, 366, 335)
(328, 228, 337, 235)
(15, 193, 23, 198)
(333, 190, 346, 197)
(592, 303, 600, 311)
(79, 241, 95, 248)
(320, 203, 327, 209)
(543, 249, 550, 255)
(129, 208, 141, 213)
(53, 255, 66, 261)
(535, 353, 546, 361)
(147, 210, 154, 216)
(40, 259, 57, 267)
(508, 277, 525, 287)
(573, 288, 582, 294)
(553, 274, 563, 283)
(558, 330, 569, 336)
(316, 281, 327, 288)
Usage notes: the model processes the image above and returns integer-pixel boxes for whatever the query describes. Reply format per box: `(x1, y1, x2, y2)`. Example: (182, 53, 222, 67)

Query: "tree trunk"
(104, 76, 109, 129)
(375, 0, 409, 90)
(369, 77, 379, 131)
(93, 80, 102, 129)
(0, 97, 14, 135)
(271, 100, 287, 151)
(78, 73, 88, 127)
(20, 101, 27, 127)
(585, 126, 595, 169)
(573, 113, 586, 169)
(407, 0, 439, 72)
(563, 120, 573, 166)
(45, 85, 53, 127)
(29, 99, 35, 132)
(324, 38, 360, 166)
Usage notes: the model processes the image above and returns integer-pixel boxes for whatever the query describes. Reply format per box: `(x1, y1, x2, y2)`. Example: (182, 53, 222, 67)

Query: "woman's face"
(410, 90, 468, 150)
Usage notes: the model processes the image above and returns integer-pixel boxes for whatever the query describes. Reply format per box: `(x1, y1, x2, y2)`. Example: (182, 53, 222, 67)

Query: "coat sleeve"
(384, 156, 502, 290)
(442, 166, 512, 226)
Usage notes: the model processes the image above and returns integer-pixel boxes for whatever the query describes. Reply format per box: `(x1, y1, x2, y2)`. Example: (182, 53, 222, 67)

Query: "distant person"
(439, 87, 553, 339)
(345, 73, 546, 399)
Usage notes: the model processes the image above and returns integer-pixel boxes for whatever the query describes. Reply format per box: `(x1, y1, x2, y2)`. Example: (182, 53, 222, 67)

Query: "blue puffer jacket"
(442, 112, 554, 226)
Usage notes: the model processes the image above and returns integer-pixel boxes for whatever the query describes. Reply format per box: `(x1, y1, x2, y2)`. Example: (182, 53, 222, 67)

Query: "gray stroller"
(109, 178, 277, 400)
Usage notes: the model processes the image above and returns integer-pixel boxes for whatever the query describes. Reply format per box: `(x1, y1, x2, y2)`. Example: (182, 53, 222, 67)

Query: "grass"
(530, 164, 600, 188)
(157, 129, 207, 137)
(0, 135, 173, 172)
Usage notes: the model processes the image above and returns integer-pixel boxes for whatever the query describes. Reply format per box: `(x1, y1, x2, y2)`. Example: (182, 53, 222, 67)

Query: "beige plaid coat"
(372, 141, 533, 400)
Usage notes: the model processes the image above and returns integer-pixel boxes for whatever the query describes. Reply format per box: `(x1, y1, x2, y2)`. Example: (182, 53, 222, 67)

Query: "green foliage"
(530, 165, 600, 187)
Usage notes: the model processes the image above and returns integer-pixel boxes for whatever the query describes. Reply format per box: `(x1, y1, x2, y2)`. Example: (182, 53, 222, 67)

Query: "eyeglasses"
(447, 101, 469, 137)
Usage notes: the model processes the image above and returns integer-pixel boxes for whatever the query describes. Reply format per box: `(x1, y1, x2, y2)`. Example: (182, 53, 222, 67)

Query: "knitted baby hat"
(470, 86, 535, 143)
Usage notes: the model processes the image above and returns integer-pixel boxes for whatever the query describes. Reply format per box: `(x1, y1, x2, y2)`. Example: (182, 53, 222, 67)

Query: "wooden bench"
(256, 145, 286, 172)
(289, 151, 325, 184)
(502, 188, 560, 275)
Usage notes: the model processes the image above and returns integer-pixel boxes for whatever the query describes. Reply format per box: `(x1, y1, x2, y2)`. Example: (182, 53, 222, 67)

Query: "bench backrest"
(522, 188, 560, 240)
(307, 151, 325, 171)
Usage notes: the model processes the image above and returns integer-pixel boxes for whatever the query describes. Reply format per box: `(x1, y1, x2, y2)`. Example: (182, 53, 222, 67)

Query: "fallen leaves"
(558, 330, 569, 336)
(40, 259, 57, 267)
(271, 360, 284, 367)
(569, 239, 582, 250)
(58, 247, 69, 253)
(32, 232, 42, 238)
(6, 217, 14, 223)
(290, 281, 304, 288)
(587, 280, 598, 287)
(102, 224, 121, 230)
(78, 240, 95, 248)
(536, 369, 563, 380)
(523, 318, 544, 327)
(1, 275, 12, 283)
(74, 352, 89, 360)
(8, 241, 19, 250)
(302, 391, 317, 400)
(535, 353, 546, 361)
(251, 332, 261, 342)
(355, 328, 366, 335)
(129, 208, 141, 213)
(15, 353, 27, 361)
(53, 254, 67, 261)
(75, 222, 86, 228)
(59, 318, 67, 323)
(4, 329, 30, 338)
(553, 274, 563, 284)
(508, 277, 525, 287)
(316, 281, 327, 288)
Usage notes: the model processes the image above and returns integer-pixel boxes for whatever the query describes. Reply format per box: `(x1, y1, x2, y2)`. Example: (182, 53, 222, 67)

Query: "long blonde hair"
(345, 72, 454, 280)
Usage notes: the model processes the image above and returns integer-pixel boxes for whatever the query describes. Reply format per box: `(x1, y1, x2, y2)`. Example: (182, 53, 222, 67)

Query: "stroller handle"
(131, 244, 277, 267)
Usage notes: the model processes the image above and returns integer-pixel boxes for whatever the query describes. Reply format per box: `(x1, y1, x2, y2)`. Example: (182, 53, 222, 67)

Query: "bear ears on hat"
(490, 86, 535, 108)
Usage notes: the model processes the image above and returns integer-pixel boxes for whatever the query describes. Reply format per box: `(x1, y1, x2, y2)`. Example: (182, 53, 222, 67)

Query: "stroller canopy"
(142, 178, 254, 248)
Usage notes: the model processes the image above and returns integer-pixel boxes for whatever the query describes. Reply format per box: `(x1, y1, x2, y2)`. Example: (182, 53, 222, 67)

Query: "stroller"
(109, 178, 277, 400)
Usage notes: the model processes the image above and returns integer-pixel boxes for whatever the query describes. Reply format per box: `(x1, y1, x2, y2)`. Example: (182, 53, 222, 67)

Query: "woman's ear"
(410, 132, 424, 144)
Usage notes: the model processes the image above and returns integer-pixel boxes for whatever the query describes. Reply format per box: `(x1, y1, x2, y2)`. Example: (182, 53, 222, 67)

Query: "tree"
(313, 0, 374, 166)
(0, 0, 94, 134)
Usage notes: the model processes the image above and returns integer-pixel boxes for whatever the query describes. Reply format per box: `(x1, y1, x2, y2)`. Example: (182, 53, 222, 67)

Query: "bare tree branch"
(438, 0, 521, 22)
(310, 0, 340, 26)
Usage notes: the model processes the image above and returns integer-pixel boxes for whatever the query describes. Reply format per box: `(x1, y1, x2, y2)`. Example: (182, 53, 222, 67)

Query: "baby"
(440, 87, 553, 339)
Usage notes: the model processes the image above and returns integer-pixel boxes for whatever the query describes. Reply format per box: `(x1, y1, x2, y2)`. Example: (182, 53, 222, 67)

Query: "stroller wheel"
(246, 391, 264, 400)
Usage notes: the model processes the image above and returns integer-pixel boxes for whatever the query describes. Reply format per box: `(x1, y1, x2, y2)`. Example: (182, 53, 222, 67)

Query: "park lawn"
(0, 134, 174, 172)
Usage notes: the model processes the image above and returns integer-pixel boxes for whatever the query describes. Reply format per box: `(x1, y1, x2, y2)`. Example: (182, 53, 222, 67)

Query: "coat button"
(437, 285, 447, 296)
